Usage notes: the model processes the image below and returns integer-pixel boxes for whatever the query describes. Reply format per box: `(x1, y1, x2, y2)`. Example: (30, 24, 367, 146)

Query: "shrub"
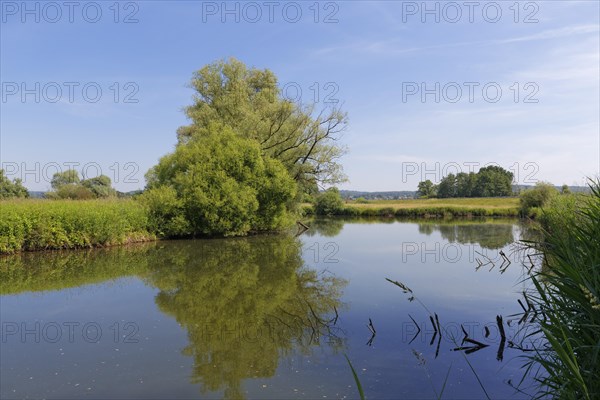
(138, 186, 190, 237)
(314, 188, 345, 216)
(145, 125, 297, 237)
(519, 182, 559, 216)
(46, 184, 95, 200)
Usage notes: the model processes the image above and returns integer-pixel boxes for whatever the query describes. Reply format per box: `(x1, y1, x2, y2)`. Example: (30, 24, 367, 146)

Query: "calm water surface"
(1, 218, 536, 399)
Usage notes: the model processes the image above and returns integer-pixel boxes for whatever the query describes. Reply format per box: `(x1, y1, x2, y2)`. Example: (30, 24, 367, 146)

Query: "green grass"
(303, 197, 519, 218)
(524, 183, 600, 399)
(0, 199, 155, 254)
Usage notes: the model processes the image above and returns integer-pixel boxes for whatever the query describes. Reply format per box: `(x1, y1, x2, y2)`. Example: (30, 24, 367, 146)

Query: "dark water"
(0, 218, 537, 399)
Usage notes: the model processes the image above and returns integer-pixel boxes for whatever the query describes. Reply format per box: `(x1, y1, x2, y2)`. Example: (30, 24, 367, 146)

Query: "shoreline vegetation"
(1, 196, 521, 255)
(0, 199, 155, 255)
(525, 181, 600, 398)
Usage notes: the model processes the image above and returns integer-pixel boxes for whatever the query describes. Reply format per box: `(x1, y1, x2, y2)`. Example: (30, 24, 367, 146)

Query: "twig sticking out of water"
(518, 298, 528, 312)
(497, 315, 506, 339)
(435, 331, 442, 358)
(295, 221, 309, 237)
(455, 322, 488, 354)
(526, 254, 535, 274)
(408, 314, 421, 345)
(461, 324, 469, 336)
(475, 250, 497, 271)
(508, 341, 535, 353)
(433, 313, 443, 357)
(497, 315, 506, 361)
(517, 292, 537, 325)
(430, 316, 438, 334)
(476, 258, 483, 271)
(499, 250, 512, 273)
(367, 318, 376, 334)
(366, 318, 376, 346)
(460, 324, 469, 345)
(522, 291, 534, 311)
(434, 313, 442, 336)
(464, 337, 487, 347)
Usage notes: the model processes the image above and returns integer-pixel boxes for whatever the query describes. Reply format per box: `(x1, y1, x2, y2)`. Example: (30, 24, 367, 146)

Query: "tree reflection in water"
(144, 236, 347, 399)
(0, 235, 347, 399)
(417, 220, 516, 249)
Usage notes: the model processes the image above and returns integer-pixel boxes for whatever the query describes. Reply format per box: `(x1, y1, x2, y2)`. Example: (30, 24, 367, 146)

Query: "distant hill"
(512, 185, 591, 193)
(28, 191, 46, 199)
(339, 190, 417, 200)
(117, 190, 143, 198)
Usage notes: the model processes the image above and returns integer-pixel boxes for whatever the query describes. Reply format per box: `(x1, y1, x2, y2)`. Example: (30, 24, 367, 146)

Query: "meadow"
(303, 197, 520, 217)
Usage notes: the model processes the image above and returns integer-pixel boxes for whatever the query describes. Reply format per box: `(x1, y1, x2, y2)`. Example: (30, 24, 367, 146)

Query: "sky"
(1, 0, 599, 192)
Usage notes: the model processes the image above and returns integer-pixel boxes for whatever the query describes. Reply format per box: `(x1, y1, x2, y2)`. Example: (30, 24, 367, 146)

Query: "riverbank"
(303, 197, 519, 218)
(1, 197, 522, 254)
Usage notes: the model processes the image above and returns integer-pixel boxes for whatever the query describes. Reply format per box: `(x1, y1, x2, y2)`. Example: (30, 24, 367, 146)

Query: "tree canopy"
(176, 58, 348, 193)
(50, 170, 80, 190)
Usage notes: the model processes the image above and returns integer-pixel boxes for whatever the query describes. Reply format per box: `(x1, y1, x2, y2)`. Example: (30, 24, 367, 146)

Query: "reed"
(524, 181, 600, 399)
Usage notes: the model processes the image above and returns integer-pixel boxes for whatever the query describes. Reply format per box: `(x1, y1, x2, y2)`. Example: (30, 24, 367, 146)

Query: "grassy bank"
(526, 184, 600, 398)
(304, 197, 519, 217)
(0, 199, 154, 254)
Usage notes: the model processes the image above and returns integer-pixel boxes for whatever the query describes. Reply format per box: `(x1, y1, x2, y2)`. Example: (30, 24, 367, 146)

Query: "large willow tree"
(176, 58, 348, 193)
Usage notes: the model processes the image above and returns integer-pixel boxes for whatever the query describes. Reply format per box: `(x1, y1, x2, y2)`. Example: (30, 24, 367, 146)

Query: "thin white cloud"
(313, 24, 599, 57)
(498, 24, 599, 44)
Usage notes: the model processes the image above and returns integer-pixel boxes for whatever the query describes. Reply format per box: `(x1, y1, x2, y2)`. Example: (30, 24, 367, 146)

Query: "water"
(0, 218, 537, 399)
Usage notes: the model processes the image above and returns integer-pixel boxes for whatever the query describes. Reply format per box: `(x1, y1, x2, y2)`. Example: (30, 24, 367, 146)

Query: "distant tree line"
(417, 166, 514, 198)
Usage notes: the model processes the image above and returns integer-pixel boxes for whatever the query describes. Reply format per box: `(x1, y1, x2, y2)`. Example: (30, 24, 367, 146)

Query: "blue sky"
(1, 0, 599, 191)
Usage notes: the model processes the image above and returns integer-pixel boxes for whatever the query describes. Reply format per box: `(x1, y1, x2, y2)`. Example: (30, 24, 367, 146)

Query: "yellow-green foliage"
(0, 199, 154, 254)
